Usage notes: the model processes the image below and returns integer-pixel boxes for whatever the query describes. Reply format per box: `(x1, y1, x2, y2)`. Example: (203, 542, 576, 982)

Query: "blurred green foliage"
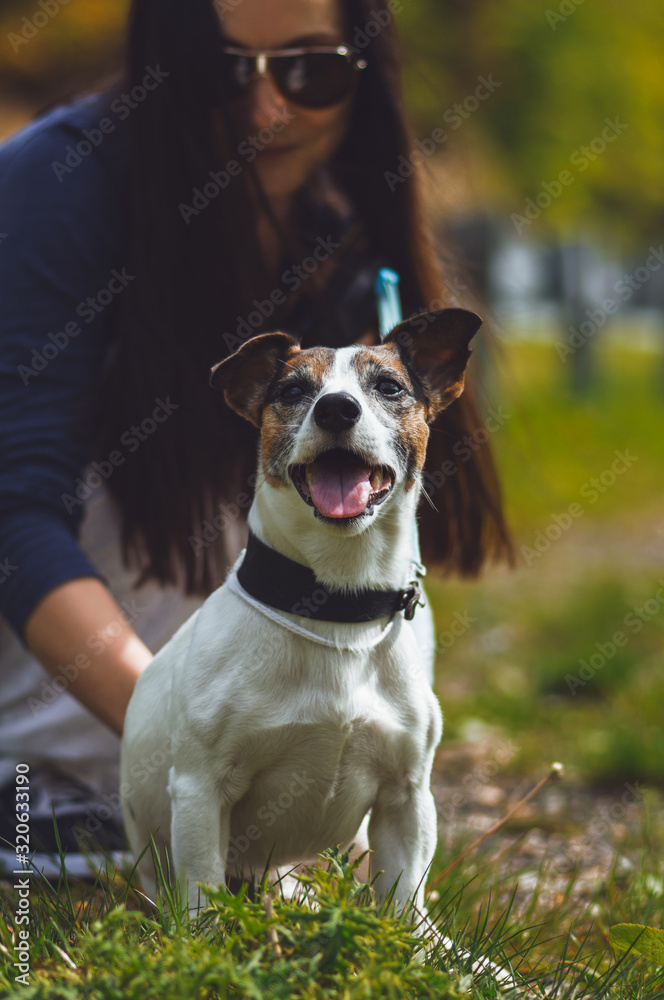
(489, 333, 664, 530)
(429, 338, 664, 786)
(0, 1, 129, 97)
(398, 0, 664, 243)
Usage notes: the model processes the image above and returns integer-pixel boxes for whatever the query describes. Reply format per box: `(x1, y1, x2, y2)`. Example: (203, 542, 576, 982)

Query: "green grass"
(1, 822, 664, 998)
(0, 848, 521, 999)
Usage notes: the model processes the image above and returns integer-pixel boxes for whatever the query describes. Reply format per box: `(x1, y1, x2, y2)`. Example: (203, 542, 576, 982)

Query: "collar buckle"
(401, 578, 425, 621)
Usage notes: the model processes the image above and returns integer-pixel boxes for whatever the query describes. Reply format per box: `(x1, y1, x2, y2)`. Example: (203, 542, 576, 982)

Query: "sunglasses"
(219, 44, 367, 109)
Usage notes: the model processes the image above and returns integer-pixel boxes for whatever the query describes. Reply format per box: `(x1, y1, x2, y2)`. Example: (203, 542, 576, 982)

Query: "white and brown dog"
(120, 307, 481, 916)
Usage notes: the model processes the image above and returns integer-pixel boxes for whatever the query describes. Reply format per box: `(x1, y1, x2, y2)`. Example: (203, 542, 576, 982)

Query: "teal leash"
(375, 267, 402, 338)
(374, 269, 427, 598)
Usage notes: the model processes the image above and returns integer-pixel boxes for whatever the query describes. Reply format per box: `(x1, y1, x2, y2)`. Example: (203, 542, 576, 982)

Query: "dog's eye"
(376, 379, 404, 397)
(280, 383, 306, 401)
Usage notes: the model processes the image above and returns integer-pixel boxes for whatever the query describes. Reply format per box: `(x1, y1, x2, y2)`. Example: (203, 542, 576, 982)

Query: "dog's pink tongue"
(308, 459, 372, 518)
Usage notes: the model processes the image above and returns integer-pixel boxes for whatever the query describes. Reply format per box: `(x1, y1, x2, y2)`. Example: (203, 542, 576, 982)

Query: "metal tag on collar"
(401, 578, 425, 621)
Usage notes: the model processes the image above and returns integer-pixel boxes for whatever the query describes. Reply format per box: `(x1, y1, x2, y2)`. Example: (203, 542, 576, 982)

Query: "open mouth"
(290, 448, 395, 522)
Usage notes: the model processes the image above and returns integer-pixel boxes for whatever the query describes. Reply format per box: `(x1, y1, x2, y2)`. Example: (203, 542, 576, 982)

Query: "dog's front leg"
(168, 768, 228, 914)
(368, 781, 438, 917)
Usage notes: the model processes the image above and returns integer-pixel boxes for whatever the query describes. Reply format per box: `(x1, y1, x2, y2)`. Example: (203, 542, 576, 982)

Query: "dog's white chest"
(224, 696, 410, 868)
(151, 587, 438, 873)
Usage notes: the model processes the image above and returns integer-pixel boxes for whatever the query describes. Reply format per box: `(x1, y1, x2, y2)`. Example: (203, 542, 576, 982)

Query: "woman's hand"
(24, 578, 153, 736)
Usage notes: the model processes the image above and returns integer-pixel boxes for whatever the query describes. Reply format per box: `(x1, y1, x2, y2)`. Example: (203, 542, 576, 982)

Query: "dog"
(120, 307, 481, 917)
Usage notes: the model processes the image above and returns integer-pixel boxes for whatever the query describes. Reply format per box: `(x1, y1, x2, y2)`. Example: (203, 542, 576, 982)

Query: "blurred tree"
(0, 1, 129, 103)
(397, 0, 664, 247)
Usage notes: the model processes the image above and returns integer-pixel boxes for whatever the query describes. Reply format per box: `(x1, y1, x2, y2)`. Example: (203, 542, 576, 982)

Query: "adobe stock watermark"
(220, 234, 341, 353)
(73, 729, 187, 851)
(520, 449, 638, 565)
(552, 781, 643, 874)
(422, 406, 511, 497)
(438, 739, 518, 823)
(17, 267, 135, 384)
(189, 476, 257, 554)
(61, 397, 180, 513)
(348, 0, 413, 51)
(227, 772, 317, 867)
(290, 588, 331, 619)
(511, 117, 628, 233)
(416, 273, 471, 305)
(51, 66, 170, 182)
(179, 107, 295, 224)
(219, 0, 413, 42)
(556, 245, 664, 362)
(7, 0, 69, 53)
(190, 493, 334, 617)
(436, 609, 477, 654)
(396, 279, 476, 346)
(0, 558, 18, 584)
(546, 0, 585, 30)
(565, 579, 664, 694)
(385, 75, 501, 192)
(27, 598, 145, 716)
(213, 0, 242, 18)
(12, 763, 32, 987)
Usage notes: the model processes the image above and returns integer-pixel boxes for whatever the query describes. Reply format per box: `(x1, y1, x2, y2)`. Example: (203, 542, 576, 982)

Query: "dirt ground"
(430, 736, 656, 917)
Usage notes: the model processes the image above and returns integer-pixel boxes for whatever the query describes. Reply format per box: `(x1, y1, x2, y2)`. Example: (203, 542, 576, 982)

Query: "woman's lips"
(256, 144, 297, 157)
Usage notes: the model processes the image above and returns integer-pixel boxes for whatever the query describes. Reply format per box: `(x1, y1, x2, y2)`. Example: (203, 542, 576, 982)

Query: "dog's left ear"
(384, 307, 482, 420)
(210, 332, 300, 427)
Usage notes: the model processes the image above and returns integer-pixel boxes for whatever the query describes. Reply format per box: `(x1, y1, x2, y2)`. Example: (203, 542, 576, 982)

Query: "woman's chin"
(253, 160, 310, 205)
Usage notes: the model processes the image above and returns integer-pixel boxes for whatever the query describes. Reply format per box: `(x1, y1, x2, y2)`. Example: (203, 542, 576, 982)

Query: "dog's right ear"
(210, 332, 300, 427)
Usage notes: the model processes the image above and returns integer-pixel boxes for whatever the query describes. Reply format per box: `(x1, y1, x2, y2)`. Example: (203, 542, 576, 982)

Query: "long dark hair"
(94, 0, 513, 594)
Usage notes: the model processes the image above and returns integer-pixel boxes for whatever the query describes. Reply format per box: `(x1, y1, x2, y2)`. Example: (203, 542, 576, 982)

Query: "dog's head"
(210, 308, 481, 531)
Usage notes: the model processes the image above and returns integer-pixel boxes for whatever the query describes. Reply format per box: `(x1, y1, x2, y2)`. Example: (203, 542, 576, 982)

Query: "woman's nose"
(244, 74, 289, 132)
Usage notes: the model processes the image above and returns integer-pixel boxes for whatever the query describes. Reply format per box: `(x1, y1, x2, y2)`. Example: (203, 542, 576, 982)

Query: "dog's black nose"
(313, 392, 362, 432)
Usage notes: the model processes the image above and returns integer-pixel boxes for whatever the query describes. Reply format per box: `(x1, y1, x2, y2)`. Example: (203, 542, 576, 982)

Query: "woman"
(0, 0, 511, 871)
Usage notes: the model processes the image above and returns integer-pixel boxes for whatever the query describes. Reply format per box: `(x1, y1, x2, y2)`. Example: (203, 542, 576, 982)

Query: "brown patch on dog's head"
(211, 337, 337, 487)
(348, 346, 429, 492)
(258, 347, 335, 482)
(384, 307, 482, 421)
(269, 348, 335, 390)
(210, 332, 300, 427)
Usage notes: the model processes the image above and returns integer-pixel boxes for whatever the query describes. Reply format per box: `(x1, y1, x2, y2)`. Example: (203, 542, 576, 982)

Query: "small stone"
(474, 785, 506, 807)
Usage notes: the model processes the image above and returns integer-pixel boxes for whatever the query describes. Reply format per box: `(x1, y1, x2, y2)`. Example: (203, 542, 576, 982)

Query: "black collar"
(237, 530, 423, 623)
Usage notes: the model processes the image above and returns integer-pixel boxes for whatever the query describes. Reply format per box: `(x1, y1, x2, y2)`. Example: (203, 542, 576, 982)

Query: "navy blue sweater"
(0, 92, 381, 642)
(0, 92, 133, 641)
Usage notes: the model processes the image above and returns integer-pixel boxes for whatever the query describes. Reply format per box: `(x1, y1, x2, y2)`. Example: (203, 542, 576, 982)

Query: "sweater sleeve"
(0, 106, 126, 642)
